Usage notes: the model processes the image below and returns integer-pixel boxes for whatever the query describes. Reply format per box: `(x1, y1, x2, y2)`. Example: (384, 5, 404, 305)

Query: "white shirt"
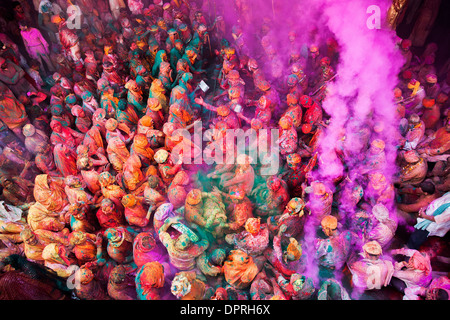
(416, 192, 450, 237)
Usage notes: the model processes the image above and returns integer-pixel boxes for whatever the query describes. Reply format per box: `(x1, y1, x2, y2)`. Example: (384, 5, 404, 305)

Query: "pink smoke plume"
(220, 0, 405, 288)
(315, 0, 404, 204)
(304, 0, 405, 286)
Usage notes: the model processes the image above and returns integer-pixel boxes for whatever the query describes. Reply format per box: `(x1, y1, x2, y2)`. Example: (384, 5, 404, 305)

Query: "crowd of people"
(0, 0, 449, 300)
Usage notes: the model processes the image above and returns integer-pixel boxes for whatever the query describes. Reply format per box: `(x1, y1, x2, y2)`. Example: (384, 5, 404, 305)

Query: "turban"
(279, 116, 293, 129)
(171, 273, 191, 298)
(404, 150, 420, 163)
(302, 123, 312, 134)
(407, 79, 420, 96)
(321, 215, 337, 230)
(287, 153, 302, 165)
(422, 97, 435, 108)
(71, 105, 84, 117)
(172, 171, 189, 186)
(287, 93, 298, 105)
(244, 218, 261, 235)
(251, 118, 263, 130)
(426, 74, 437, 84)
(76, 266, 94, 284)
(286, 197, 305, 215)
(105, 118, 118, 131)
(363, 241, 382, 256)
(312, 182, 327, 196)
(121, 194, 137, 207)
(134, 133, 149, 147)
(300, 95, 311, 106)
(372, 203, 390, 222)
(65, 94, 77, 104)
(154, 149, 169, 164)
(217, 105, 230, 117)
(65, 175, 82, 187)
(286, 238, 302, 261)
(371, 139, 385, 150)
(256, 80, 270, 91)
(22, 123, 36, 137)
(69, 231, 87, 246)
(186, 189, 202, 205)
(140, 115, 154, 127)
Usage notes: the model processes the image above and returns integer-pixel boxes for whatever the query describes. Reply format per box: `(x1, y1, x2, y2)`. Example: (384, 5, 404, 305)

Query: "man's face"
(0, 59, 8, 69)
(25, 235, 38, 245)
(445, 119, 450, 132)
(53, 123, 62, 132)
(323, 226, 336, 237)
(14, 5, 23, 14)
(102, 203, 113, 213)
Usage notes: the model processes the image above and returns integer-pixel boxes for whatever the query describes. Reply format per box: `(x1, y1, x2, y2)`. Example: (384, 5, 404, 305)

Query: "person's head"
(18, 20, 28, 31)
(13, 1, 23, 14)
(229, 189, 246, 203)
(292, 274, 305, 292)
(309, 44, 319, 58)
(121, 194, 137, 208)
(279, 116, 293, 130)
(285, 197, 305, 216)
(101, 198, 115, 213)
(174, 233, 191, 251)
(175, 39, 184, 51)
(109, 265, 127, 285)
(20, 228, 37, 245)
(400, 39, 412, 52)
(22, 123, 36, 137)
(419, 180, 435, 195)
(186, 189, 202, 206)
(244, 218, 261, 236)
(321, 215, 338, 237)
(77, 156, 92, 171)
(0, 176, 12, 189)
(267, 176, 281, 191)
(362, 240, 382, 260)
(286, 153, 301, 170)
(65, 175, 82, 188)
(445, 117, 450, 132)
(210, 248, 227, 266)
(431, 289, 449, 300)
(139, 233, 156, 250)
(50, 120, 62, 133)
(370, 139, 385, 154)
(285, 237, 302, 261)
(69, 231, 87, 246)
(75, 266, 94, 285)
(154, 149, 169, 164)
(147, 175, 159, 189)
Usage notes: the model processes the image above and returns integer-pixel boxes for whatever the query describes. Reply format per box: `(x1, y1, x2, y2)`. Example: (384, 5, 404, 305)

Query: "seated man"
(407, 191, 450, 249)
